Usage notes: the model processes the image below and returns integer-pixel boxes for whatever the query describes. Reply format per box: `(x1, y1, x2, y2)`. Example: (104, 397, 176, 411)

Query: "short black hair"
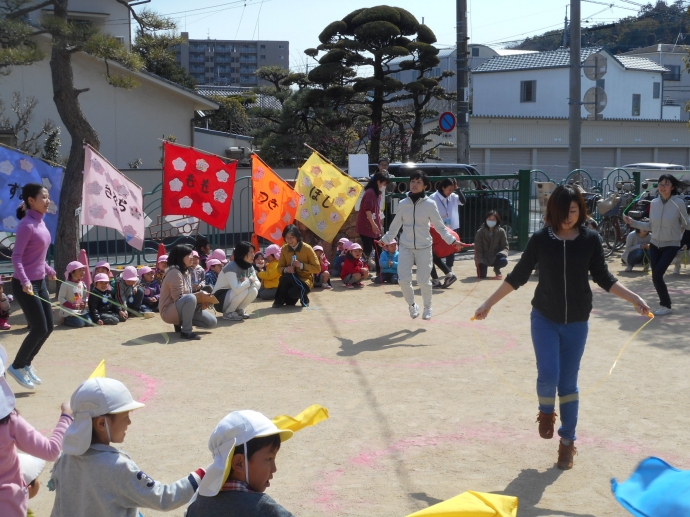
(545, 185, 588, 230)
(282, 224, 302, 242)
(409, 170, 430, 188)
(194, 235, 210, 251)
(233, 241, 254, 262)
(378, 157, 389, 165)
(167, 244, 193, 274)
(658, 173, 689, 196)
(437, 178, 456, 193)
(17, 183, 48, 220)
(485, 209, 502, 226)
(232, 434, 281, 461)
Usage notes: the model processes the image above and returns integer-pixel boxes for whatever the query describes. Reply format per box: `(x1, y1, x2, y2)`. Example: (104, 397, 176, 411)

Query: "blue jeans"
(626, 248, 648, 267)
(478, 255, 509, 278)
(649, 244, 680, 309)
(64, 314, 91, 328)
(531, 309, 589, 442)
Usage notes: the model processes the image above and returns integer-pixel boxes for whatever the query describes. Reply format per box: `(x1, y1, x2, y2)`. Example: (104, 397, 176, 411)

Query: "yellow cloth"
(406, 492, 518, 517)
(277, 242, 320, 289)
(295, 152, 362, 242)
(88, 359, 106, 379)
(257, 260, 280, 289)
(272, 404, 329, 432)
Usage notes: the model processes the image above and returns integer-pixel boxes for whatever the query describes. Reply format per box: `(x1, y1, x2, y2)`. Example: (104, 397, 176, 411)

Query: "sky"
(136, 0, 645, 71)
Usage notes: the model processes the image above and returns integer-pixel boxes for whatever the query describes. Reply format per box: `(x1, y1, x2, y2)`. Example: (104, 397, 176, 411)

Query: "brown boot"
(557, 441, 577, 470)
(536, 411, 557, 439)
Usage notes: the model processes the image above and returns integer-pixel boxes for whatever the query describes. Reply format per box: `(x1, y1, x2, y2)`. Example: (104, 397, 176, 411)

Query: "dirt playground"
(5, 253, 689, 517)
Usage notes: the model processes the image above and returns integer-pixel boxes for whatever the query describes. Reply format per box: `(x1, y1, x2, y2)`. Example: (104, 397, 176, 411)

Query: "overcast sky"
(137, 0, 643, 71)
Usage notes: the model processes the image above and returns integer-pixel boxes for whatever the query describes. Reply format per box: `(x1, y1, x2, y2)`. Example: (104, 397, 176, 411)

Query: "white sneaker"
(654, 307, 673, 316)
(236, 308, 250, 319)
(222, 312, 243, 321)
(7, 365, 34, 390)
(673, 263, 681, 275)
(409, 303, 420, 319)
(25, 365, 42, 385)
(625, 264, 634, 272)
(422, 307, 432, 320)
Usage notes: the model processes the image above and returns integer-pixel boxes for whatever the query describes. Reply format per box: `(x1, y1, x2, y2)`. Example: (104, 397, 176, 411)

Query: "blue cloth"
(612, 457, 690, 516)
(627, 248, 648, 267)
(530, 309, 589, 441)
(379, 250, 399, 274)
(0, 146, 63, 242)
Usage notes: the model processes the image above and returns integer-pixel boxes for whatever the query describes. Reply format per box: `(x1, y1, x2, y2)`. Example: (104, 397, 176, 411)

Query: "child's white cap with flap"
(63, 378, 144, 456)
(198, 410, 293, 497)
(0, 345, 15, 420)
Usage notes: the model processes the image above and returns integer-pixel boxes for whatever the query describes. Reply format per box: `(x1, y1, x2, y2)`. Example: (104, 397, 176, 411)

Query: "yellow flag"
(272, 404, 329, 432)
(406, 492, 518, 517)
(295, 152, 362, 242)
(88, 359, 106, 379)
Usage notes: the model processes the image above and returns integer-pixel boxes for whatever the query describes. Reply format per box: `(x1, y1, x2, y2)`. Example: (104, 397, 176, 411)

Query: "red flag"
(156, 242, 167, 264)
(162, 142, 237, 230)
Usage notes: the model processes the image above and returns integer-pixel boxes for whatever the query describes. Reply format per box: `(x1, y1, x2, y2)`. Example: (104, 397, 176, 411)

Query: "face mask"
(486, 220, 497, 228)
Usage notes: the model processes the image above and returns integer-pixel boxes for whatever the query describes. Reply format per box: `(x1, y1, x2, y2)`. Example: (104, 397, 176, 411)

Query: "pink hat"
(121, 266, 138, 282)
(338, 237, 350, 244)
(157, 255, 168, 265)
(205, 258, 222, 271)
(313, 245, 324, 252)
(192, 250, 199, 258)
(387, 239, 397, 245)
(65, 261, 85, 280)
(210, 249, 228, 264)
(265, 244, 281, 258)
(94, 260, 111, 271)
(137, 266, 153, 278)
(349, 243, 362, 251)
(93, 273, 110, 283)
(343, 241, 354, 250)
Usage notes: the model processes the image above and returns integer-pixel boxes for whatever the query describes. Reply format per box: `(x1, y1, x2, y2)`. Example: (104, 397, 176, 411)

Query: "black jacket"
(505, 226, 617, 324)
(88, 287, 119, 322)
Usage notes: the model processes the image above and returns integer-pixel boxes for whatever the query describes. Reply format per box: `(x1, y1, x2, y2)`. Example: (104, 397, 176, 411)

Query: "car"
(622, 163, 685, 171)
(368, 162, 517, 244)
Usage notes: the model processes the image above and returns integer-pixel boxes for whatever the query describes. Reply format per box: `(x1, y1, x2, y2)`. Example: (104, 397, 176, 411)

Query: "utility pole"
(456, 0, 470, 164)
(568, 0, 581, 173)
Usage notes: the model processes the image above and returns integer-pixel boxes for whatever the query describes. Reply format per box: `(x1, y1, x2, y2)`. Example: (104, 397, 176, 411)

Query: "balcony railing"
(240, 56, 257, 63)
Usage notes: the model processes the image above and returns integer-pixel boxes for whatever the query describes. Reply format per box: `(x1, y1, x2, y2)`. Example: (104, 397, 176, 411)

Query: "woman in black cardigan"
(474, 185, 649, 470)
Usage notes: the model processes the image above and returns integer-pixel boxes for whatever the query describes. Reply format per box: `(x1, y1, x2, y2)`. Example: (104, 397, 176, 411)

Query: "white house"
(472, 48, 669, 120)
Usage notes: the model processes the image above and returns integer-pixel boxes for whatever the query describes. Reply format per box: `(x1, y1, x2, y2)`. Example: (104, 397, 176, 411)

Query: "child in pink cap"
(88, 273, 126, 325)
(257, 244, 281, 300)
(92, 261, 114, 291)
(189, 251, 206, 292)
(340, 243, 369, 288)
(204, 259, 223, 288)
(378, 239, 399, 284)
(114, 266, 153, 318)
(209, 249, 228, 265)
(138, 267, 161, 312)
(154, 255, 168, 284)
(58, 261, 90, 328)
(330, 238, 350, 277)
(312, 245, 332, 289)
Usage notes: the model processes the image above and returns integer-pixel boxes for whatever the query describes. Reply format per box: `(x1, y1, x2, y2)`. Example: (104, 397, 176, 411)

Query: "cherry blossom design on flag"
(3, 216, 17, 230)
(302, 175, 311, 187)
(42, 178, 52, 190)
(213, 189, 228, 203)
(196, 159, 209, 172)
(202, 202, 213, 215)
(87, 181, 103, 196)
(298, 194, 306, 206)
(129, 206, 142, 220)
(300, 208, 310, 219)
(323, 180, 335, 191)
(329, 212, 341, 223)
(91, 158, 105, 174)
(288, 197, 297, 209)
(179, 196, 193, 209)
(333, 196, 346, 208)
(0, 161, 13, 175)
(89, 204, 107, 219)
(256, 212, 268, 225)
(122, 225, 137, 237)
(282, 212, 292, 223)
(270, 227, 283, 241)
(311, 205, 321, 216)
(172, 157, 187, 171)
(347, 187, 358, 198)
(19, 159, 33, 172)
(269, 181, 281, 195)
(311, 166, 322, 176)
(217, 170, 230, 182)
(252, 167, 265, 180)
(317, 220, 327, 232)
(47, 201, 58, 215)
(169, 178, 183, 192)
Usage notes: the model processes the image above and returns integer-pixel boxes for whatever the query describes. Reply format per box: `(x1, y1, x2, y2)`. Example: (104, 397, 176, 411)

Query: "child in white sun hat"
(185, 410, 295, 517)
(49, 377, 204, 517)
(0, 345, 72, 517)
(18, 453, 45, 516)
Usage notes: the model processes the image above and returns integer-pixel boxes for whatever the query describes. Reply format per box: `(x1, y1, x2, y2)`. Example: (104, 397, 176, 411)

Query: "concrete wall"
(193, 128, 254, 158)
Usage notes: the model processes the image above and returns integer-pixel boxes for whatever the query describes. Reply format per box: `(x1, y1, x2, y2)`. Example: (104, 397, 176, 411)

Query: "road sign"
(439, 112, 456, 133)
(584, 86, 607, 119)
(584, 53, 607, 81)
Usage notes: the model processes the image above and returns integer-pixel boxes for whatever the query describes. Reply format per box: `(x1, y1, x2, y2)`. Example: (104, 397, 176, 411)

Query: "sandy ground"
(5, 253, 689, 517)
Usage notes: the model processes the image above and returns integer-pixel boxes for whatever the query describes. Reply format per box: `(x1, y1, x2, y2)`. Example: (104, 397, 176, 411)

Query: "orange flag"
(252, 155, 299, 246)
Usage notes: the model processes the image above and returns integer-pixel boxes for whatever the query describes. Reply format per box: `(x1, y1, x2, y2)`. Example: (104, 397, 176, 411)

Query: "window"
(653, 82, 661, 99)
(280, 55, 284, 60)
(596, 79, 605, 91)
(663, 65, 681, 81)
(260, 55, 266, 61)
(115, 36, 125, 45)
(260, 44, 266, 49)
(520, 80, 536, 102)
(279, 44, 285, 49)
(632, 94, 641, 116)
(471, 47, 479, 57)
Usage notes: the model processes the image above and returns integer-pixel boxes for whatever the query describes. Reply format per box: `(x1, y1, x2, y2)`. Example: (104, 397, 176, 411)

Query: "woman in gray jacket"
(379, 171, 461, 320)
(474, 210, 509, 279)
(624, 174, 690, 315)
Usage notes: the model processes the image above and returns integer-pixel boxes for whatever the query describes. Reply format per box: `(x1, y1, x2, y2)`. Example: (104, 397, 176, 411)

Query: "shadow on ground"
(336, 329, 428, 356)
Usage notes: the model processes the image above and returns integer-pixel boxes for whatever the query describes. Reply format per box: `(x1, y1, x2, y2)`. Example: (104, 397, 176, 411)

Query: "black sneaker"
(174, 324, 181, 333)
(442, 274, 457, 288)
(180, 331, 201, 340)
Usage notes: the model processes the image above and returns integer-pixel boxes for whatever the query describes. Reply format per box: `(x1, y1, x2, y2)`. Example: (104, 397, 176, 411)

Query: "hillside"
(513, 0, 689, 54)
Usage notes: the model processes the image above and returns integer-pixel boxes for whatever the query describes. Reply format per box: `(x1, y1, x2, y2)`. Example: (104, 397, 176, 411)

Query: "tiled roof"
(195, 85, 282, 110)
(622, 44, 689, 55)
(473, 47, 667, 73)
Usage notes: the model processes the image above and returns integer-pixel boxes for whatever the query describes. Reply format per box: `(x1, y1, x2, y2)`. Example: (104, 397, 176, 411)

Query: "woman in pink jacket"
(0, 345, 72, 517)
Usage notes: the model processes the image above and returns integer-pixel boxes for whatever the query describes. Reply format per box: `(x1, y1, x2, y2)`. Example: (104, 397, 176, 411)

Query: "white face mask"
(486, 220, 497, 228)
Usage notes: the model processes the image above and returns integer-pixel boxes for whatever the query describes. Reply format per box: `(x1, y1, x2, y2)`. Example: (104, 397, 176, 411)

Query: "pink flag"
(81, 144, 145, 250)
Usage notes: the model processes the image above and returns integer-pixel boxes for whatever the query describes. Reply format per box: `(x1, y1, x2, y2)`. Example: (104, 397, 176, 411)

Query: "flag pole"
(302, 143, 351, 178)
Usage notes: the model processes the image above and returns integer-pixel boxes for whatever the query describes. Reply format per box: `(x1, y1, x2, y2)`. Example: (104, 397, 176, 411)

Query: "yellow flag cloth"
(272, 404, 329, 432)
(88, 359, 106, 379)
(406, 492, 518, 517)
(295, 152, 362, 242)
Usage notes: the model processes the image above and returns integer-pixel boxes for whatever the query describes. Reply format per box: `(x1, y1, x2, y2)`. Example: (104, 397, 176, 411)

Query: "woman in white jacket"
(212, 241, 261, 321)
(624, 174, 690, 315)
(379, 171, 462, 320)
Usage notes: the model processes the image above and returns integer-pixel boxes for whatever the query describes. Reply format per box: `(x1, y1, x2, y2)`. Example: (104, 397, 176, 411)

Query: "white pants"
(397, 246, 433, 309)
(222, 287, 258, 315)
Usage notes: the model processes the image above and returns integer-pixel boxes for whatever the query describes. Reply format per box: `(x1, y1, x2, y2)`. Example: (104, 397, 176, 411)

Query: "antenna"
(563, 5, 569, 48)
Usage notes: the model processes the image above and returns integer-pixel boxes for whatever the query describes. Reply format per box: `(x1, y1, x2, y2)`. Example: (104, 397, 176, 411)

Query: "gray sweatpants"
(222, 287, 258, 316)
(398, 246, 433, 309)
(175, 293, 217, 333)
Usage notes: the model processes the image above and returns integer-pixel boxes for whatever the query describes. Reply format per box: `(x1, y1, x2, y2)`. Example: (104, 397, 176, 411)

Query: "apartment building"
(174, 33, 289, 86)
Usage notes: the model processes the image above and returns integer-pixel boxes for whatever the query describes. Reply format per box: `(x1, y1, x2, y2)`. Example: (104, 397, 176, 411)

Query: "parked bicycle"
(597, 181, 636, 257)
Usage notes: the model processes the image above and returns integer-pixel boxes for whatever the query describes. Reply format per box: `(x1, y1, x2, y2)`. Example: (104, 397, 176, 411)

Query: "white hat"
(0, 345, 15, 420)
(18, 453, 45, 485)
(63, 378, 145, 456)
(197, 410, 293, 498)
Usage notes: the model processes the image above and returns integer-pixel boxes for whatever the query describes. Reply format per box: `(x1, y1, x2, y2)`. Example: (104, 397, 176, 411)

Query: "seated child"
(253, 251, 266, 273)
(195, 236, 212, 270)
(115, 266, 153, 318)
(210, 249, 229, 265)
(19, 453, 46, 517)
(340, 243, 369, 288)
(330, 237, 350, 277)
(58, 261, 90, 328)
(138, 266, 161, 312)
(50, 377, 204, 517)
(190, 251, 206, 292)
(378, 239, 399, 284)
(88, 273, 126, 325)
(0, 344, 72, 517)
(257, 244, 281, 300)
(185, 410, 295, 517)
(312, 245, 332, 289)
(205, 258, 223, 288)
(0, 282, 13, 330)
(155, 255, 168, 284)
(92, 261, 115, 291)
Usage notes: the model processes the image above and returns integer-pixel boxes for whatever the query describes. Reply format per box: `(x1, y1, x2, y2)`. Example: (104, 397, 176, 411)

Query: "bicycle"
(598, 181, 636, 258)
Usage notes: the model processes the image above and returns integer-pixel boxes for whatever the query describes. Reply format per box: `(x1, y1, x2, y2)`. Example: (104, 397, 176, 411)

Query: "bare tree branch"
(5, 0, 56, 19)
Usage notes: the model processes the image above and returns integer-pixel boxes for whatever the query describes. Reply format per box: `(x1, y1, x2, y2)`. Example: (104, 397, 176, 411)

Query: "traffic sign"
(439, 112, 456, 133)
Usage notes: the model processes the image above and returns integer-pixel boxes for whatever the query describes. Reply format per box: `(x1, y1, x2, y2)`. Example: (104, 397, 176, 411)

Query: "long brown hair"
(545, 185, 588, 230)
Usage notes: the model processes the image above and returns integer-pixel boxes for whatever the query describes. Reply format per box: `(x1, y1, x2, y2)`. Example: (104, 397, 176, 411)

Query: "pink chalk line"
(310, 468, 345, 511)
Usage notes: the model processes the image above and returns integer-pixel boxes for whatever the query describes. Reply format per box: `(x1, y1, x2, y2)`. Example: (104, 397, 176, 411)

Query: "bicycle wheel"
(600, 219, 616, 257)
(614, 217, 629, 251)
